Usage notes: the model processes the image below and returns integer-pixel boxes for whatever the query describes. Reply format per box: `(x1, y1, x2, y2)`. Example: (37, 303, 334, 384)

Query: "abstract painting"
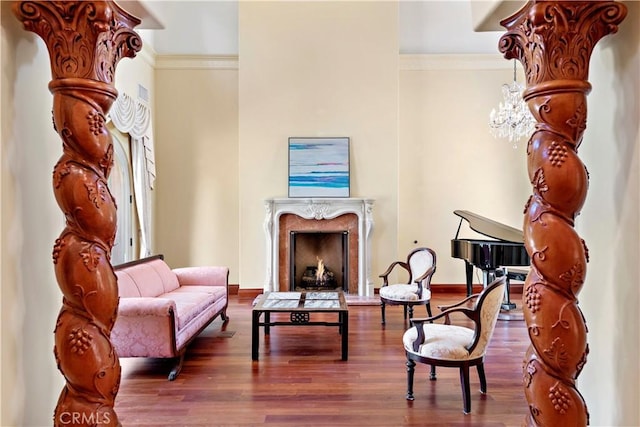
(288, 137, 350, 197)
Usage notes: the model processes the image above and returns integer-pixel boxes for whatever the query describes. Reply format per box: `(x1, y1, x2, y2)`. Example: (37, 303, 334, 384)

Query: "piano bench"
(504, 267, 529, 283)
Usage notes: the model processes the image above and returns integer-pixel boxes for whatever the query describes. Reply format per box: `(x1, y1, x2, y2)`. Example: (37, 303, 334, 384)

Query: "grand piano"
(451, 210, 530, 304)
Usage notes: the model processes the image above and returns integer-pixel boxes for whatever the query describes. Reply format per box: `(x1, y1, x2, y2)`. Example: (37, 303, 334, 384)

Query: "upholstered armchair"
(403, 277, 506, 414)
(379, 247, 436, 325)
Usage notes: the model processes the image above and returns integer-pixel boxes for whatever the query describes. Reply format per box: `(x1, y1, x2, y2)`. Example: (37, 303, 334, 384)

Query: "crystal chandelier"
(489, 61, 536, 147)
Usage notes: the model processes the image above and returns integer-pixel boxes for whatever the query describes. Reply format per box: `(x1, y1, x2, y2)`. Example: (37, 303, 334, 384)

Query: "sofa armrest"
(173, 266, 229, 288)
(112, 297, 178, 358)
(117, 297, 176, 317)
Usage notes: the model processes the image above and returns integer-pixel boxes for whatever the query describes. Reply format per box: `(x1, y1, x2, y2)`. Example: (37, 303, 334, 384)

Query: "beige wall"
(1, 5, 62, 425)
(399, 55, 530, 283)
(237, 1, 399, 287)
(154, 64, 239, 278)
(576, 2, 639, 424)
(153, 53, 531, 287)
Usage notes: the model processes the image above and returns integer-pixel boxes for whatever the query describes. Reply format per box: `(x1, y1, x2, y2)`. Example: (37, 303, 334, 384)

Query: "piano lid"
(454, 210, 524, 243)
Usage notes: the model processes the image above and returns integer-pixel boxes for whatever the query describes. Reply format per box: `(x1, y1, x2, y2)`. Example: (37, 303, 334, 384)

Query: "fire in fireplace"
(299, 257, 337, 289)
(289, 231, 348, 291)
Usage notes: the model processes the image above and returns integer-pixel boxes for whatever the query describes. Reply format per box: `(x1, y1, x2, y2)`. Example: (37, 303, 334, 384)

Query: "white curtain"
(108, 92, 155, 258)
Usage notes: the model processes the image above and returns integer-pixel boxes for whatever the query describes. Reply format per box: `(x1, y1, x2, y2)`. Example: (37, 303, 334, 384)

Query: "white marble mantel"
(264, 198, 375, 296)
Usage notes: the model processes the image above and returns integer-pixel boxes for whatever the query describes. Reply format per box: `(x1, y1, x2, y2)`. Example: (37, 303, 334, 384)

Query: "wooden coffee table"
(251, 290, 349, 361)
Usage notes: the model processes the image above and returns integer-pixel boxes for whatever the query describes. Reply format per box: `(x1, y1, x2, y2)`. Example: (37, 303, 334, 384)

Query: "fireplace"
(264, 198, 374, 296)
(290, 231, 349, 291)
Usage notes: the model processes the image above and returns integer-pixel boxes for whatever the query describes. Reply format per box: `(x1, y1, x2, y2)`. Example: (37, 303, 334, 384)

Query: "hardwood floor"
(116, 292, 529, 426)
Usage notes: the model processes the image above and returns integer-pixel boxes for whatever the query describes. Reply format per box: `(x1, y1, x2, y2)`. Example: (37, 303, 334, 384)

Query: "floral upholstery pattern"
(469, 281, 504, 358)
(407, 250, 435, 287)
(112, 297, 177, 357)
(403, 323, 474, 360)
(112, 256, 229, 362)
(379, 284, 431, 302)
(403, 279, 505, 361)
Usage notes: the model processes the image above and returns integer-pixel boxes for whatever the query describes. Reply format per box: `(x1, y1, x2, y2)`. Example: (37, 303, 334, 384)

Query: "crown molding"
(399, 54, 511, 71)
(152, 54, 508, 71)
(155, 55, 239, 70)
(138, 41, 157, 68)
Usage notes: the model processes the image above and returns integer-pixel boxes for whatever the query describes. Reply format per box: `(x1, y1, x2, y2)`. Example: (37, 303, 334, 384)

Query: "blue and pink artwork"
(288, 137, 350, 198)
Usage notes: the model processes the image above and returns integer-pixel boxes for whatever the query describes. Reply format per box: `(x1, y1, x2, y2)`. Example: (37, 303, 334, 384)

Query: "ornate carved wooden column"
(498, 2, 627, 426)
(12, 2, 141, 425)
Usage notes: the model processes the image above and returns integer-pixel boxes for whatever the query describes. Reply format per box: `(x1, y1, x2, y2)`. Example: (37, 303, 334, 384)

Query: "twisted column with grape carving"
(12, 2, 141, 426)
(498, 2, 626, 426)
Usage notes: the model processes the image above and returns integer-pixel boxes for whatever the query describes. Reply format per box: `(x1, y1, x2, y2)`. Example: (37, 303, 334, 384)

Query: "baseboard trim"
(431, 283, 524, 295)
(237, 288, 263, 299)
(233, 283, 523, 298)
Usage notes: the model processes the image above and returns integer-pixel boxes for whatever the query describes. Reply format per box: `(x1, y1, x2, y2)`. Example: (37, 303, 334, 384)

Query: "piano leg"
(482, 269, 496, 289)
(502, 275, 517, 311)
(465, 262, 474, 296)
(485, 269, 518, 311)
(501, 268, 528, 311)
(466, 265, 499, 296)
(498, 268, 524, 321)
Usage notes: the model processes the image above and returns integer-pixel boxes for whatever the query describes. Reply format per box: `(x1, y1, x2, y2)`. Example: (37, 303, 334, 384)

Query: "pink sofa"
(112, 254, 229, 380)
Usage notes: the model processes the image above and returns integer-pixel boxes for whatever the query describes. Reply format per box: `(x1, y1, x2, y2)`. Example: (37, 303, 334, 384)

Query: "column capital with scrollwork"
(14, 1, 141, 83)
(13, 2, 142, 426)
(496, 2, 626, 426)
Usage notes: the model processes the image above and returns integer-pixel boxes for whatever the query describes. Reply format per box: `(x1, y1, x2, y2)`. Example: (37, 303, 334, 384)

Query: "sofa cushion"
(162, 290, 218, 330)
(171, 285, 226, 301)
(116, 258, 180, 297)
(116, 269, 143, 297)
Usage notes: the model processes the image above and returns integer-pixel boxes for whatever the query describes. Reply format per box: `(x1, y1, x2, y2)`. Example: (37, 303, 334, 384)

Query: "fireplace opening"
(290, 231, 348, 292)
